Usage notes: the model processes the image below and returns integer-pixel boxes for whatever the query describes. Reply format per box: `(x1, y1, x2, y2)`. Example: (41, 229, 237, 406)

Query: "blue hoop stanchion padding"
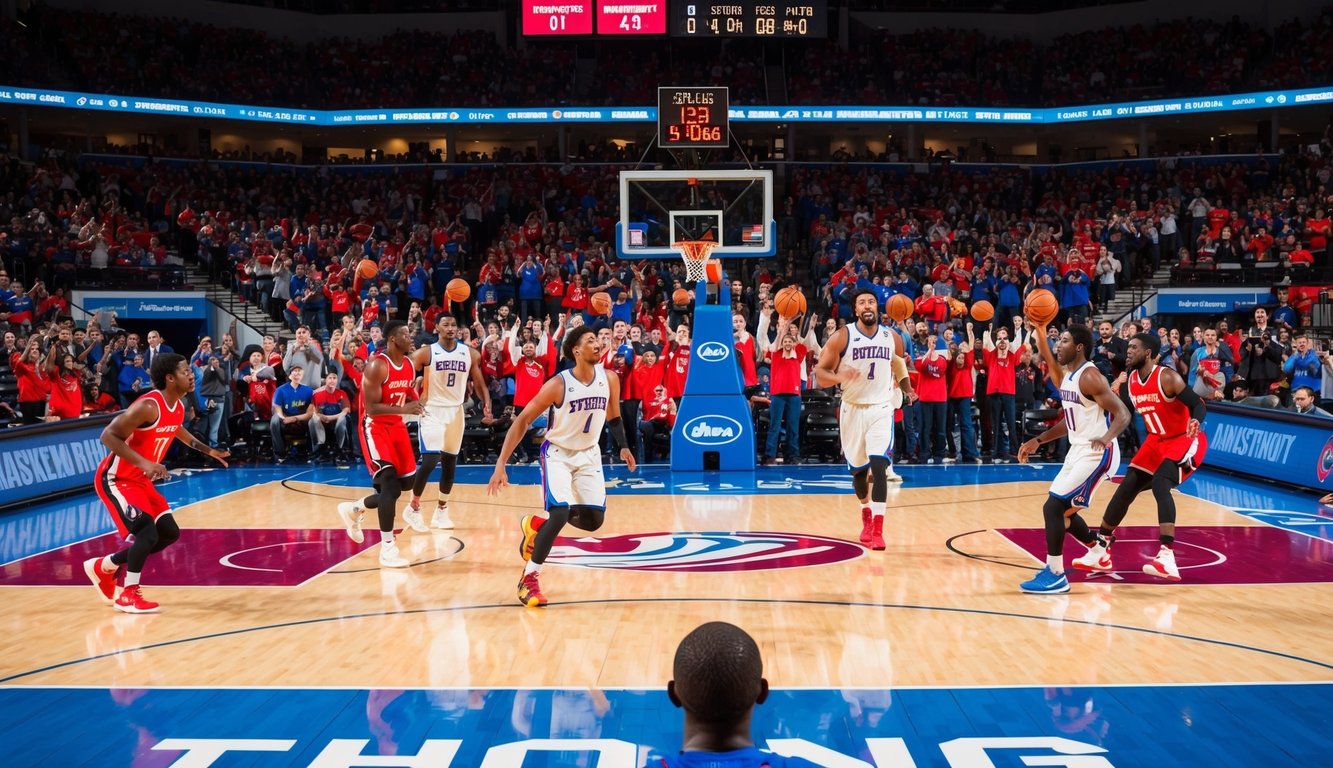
(670, 276, 756, 472)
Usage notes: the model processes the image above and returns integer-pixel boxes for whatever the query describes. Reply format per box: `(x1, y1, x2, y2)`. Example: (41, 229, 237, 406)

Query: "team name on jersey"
(851, 346, 895, 361)
(1133, 393, 1162, 405)
(385, 379, 414, 392)
(433, 360, 468, 373)
(567, 396, 608, 413)
(1059, 390, 1086, 405)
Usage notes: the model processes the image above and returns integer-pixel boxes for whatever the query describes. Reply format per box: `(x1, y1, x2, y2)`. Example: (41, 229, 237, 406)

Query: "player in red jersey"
(84, 353, 230, 613)
(1074, 333, 1208, 582)
(338, 320, 424, 568)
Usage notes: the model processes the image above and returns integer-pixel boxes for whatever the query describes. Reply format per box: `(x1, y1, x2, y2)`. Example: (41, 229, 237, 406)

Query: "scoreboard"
(657, 86, 730, 149)
(671, 2, 827, 38)
(521, 1, 667, 36)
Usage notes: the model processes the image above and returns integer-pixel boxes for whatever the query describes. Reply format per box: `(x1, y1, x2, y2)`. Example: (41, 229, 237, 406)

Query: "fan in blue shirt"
(657, 622, 820, 768)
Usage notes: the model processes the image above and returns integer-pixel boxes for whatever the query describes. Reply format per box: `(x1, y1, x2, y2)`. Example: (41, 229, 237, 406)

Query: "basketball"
(886, 293, 914, 322)
(1024, 288, 1059, 325)
(705, 259, 723, 284)
(590, 291, 613, 315)
(445, 278, 471, 303)
(774, 286, 806, 318)
(947, 297, 967, 318)
(356, 258, 378, 281)
(672, 288, 690, 306)
(970, 299, 995, 321)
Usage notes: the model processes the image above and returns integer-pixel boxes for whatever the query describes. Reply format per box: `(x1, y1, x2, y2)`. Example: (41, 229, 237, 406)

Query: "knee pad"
(869, 457, 891, 501)
(377, 470, 403, 498)
(852, 468, 870, 500)
(156, 515, 181, 546)
(1043, 494, 1069, 522)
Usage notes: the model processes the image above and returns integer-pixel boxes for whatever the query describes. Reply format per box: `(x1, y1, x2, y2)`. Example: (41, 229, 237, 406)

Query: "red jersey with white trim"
(96, 390, 184, 483)
(365, 352, 417, 426)
(1128, 365, 1190, 437)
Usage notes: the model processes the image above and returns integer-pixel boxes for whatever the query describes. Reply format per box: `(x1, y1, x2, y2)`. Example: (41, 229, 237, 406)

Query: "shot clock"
(657, 87, 730, 149)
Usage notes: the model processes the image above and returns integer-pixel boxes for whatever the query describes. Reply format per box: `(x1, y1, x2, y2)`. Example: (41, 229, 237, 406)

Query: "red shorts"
(359, 419, 417, 479)
(1131, 432, 1208, 483)
(95, 471, 171, 538)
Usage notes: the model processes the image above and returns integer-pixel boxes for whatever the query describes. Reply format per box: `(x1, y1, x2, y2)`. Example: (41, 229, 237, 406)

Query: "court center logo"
(548, 531, 864, 572)
(696, 341, 731, 362)
(1316, 435, 1333, 482)
(680, 415, 742, 445)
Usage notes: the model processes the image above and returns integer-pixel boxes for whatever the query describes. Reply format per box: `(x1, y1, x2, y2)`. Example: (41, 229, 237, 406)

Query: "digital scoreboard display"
(521, 1, 666, 35)
(596, 1, 667, 35)
(657, 86, 730, 149)
(671, 2, 827, 38)
(521, 2, 594, 35)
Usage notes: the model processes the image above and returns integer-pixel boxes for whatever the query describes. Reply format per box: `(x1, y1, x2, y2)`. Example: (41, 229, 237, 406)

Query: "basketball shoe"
(1072, 543, 1114, 573)
(859, 506, 872, 544)
(401, 501, 429, 533)
(519, 514, 543, 562)
(83, 557, 119, 605)
(1142, 546, 1180, 581)
(868, 516, 886, 551)
(431, 502, 455, 530)
(114, 585, 160, 614)
(518, 572, 547, 607)
(1019, 566, 1071, 594)
(885, 466, 903, 483)
(337, 501, 365, 544)
(379, 540, 410, 569)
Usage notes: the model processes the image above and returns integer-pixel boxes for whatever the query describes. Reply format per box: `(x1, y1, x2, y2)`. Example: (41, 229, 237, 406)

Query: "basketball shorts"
(539, 441, 606, 511)
(1131, 432, 1207, 483)
(418, 404, 465, 455)
(360, 419, 417, 479)
(840, 400, 895, 470)
(95, 471, 171, 538)
(1049, 440, 1122, 509)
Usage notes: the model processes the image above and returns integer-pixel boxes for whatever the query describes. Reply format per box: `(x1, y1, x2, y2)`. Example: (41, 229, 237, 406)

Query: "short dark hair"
(149, 352, 187, 390)
(851, 288, 879, 307)
(1132, 332, 1161, 357)
(671, 622, 763, 723)
(563, 325, 596, 360)
(383, 320, 408, 340)
(1067, 325, 1095, 359)
(1294, 386, 1317, 399)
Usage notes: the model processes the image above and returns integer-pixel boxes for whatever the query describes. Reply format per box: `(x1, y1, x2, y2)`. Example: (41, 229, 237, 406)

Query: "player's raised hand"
(1017, 438, 1039, 464)
(620, 447, 637, 472)
(207, 448, 231, 468)
(487, 467, 508, 496)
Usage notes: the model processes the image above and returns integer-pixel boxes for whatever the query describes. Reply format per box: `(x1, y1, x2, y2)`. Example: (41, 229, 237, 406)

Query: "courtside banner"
(1204, 403, 1333, 493)
(4, 83, 1333, 125)
(0, 416, 113, 510)
(74, 292, 207, 320)
(1156, 288, 1277, 314)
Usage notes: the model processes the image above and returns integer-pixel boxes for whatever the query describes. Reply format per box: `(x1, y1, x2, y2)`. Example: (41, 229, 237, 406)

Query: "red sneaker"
(114, 585, 160, 614)
(869, 515, 886, 551)
(859, 507, 873, 545)
(83, 558, 119, 605)
(519, 515, 544, 563)
(517, 572, 548, 607)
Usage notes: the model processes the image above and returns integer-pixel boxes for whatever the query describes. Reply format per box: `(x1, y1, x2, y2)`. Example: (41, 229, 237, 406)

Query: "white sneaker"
(1072, 544, 1114, 573)
(885, 467, 904, 483)
(379, 541, 410, 568)
(401, 503, 429, 533)
(1142, 546, 1181, 582)
(337, 502, 364, 544)
(431, 504, 455, 530)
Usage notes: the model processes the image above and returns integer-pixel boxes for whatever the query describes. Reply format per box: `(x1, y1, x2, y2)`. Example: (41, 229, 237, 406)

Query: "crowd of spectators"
(3, 5, 1331, 109)
(2, 139, 1331, 464)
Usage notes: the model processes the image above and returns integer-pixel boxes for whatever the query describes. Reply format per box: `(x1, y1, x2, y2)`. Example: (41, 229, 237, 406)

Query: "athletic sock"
(381, 531, 395, 546)
(1046, 555, 1064, 575)
(523, 560, 541, 576)
(870, 501, 885, 519)
(100, 555, 117, 573)
(124, 571, 141, 587)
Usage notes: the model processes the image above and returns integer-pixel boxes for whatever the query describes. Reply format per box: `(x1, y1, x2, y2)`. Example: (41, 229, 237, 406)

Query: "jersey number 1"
(867, 362, 876, 380)
(582, 413, 594, 433)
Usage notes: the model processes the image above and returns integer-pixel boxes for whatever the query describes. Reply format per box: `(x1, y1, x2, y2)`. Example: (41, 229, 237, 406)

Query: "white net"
(676, 240, 717, 283)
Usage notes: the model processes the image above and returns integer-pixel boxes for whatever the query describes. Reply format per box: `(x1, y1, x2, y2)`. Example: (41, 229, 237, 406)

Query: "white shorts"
(840, 400, 896, 470)
(418, 404, 465, 455)
(1049, 441, 1122, 509)
(539, 441, 606, 511)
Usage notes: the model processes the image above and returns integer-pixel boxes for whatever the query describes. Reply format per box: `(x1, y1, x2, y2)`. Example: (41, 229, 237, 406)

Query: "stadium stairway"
(182, 263, 293, 342)
(1100, 269, 1172, 325)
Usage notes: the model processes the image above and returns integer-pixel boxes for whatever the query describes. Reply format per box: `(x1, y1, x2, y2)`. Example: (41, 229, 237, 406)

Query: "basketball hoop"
(675, 239, 719, 284)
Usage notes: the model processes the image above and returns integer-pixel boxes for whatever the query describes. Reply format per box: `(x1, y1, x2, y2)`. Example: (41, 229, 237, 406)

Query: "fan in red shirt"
(46, 350, 84, 420)
(85, 352, 229, 614)
(664, 325, 692, 401)
(762, 318, 807, 464)
(913, 285, 950, 331)
(638, 384, 677, 462)
(946, 326, 981, 462)
(733, 313, 759, 388)
(10, 338, 51, 423)
(914, 335, 950, 463)
(1073, 332, 1209, 583)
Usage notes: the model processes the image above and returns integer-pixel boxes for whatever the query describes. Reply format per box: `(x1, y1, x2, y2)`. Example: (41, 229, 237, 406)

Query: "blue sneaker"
(1020, 566, 1071, 594)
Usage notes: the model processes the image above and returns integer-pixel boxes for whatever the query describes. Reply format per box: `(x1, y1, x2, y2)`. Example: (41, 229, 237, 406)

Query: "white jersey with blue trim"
(1059, 360, 1109, 446)
(424, 341, 472, 408)
(545, 365, 610, 452)
(839, 323, 897, 405)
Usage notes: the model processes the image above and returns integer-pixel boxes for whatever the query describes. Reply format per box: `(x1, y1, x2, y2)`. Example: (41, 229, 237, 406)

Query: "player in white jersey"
(403, 314, 492, 532)
(488, 325, 635, 607)
(1016, 322, 1130, 594)
(814, 288, 913, 551)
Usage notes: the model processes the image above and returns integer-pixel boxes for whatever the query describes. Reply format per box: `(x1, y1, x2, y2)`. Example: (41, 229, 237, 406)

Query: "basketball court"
(0, 461, 1329, 766)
